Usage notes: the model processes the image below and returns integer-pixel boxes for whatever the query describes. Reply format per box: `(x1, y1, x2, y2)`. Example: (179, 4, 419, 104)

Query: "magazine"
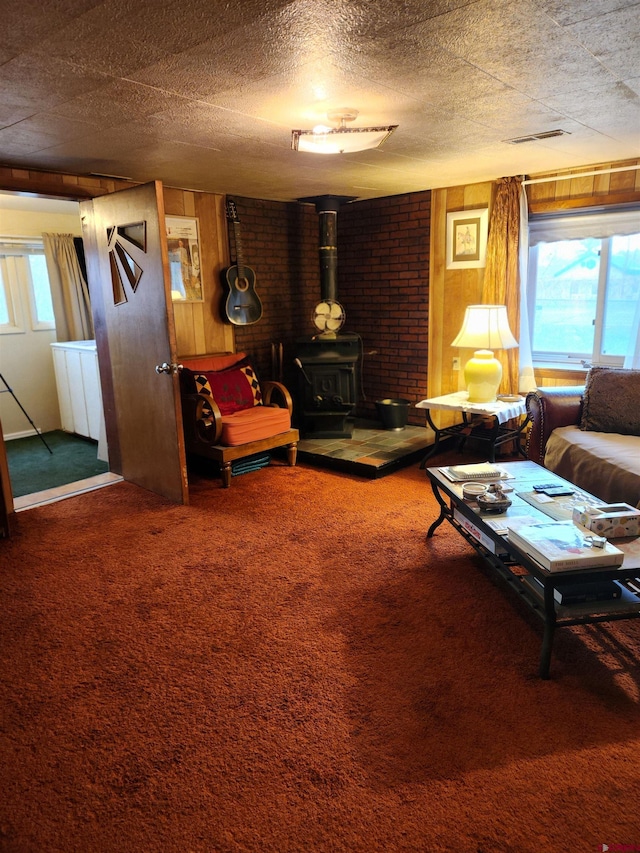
(507, 520, 625, 573)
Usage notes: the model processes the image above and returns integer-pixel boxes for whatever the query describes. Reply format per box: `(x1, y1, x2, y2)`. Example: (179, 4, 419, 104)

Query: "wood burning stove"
(295, 334, 359, 438)
(295, 195, 360, 439)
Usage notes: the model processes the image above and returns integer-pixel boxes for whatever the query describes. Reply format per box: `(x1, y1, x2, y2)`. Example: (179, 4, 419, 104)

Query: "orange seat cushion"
(220, 406, 291, 446)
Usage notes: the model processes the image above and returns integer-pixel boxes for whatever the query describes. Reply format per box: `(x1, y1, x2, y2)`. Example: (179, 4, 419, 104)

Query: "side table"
(417, 391, 530, 465)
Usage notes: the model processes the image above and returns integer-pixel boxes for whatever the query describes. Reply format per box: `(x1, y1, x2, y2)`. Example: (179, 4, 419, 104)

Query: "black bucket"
(375, 398, 411, 431)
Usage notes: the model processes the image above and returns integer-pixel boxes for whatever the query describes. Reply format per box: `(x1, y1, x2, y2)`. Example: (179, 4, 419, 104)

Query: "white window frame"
(527, 208, 640, 368)
(0, 237, 54, 334)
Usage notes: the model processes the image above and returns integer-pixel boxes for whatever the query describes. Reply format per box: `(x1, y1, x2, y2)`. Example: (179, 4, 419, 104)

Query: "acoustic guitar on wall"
(223, 199, 263, 325)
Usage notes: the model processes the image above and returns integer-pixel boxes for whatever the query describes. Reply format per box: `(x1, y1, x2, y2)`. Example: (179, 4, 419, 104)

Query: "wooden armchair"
(180, 352, 299, 487)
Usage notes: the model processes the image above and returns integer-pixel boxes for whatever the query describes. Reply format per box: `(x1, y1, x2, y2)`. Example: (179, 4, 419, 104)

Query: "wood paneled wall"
(527, 158, 640, 214)
(428, 181, 494, 426)
(162, 187, 234, 357)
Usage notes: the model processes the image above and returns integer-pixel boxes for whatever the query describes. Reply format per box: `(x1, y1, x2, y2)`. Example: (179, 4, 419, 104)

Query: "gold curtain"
(482, 176, 522, 394)
(43, 233, 94, 342)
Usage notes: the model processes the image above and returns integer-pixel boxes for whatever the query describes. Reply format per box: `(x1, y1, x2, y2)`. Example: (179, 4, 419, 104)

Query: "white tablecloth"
(416, 391, 527, 425)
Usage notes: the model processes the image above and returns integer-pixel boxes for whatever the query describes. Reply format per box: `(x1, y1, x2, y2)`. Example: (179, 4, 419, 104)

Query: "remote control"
(541, 487, 575, 497)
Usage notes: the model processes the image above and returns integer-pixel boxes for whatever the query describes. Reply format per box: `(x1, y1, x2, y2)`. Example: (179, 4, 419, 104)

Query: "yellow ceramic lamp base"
(464, 349, 502, 403)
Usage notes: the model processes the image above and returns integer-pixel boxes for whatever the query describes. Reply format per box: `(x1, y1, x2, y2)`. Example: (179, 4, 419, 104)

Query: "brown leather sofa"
(526, 385, 640, 507)
(525, 387, 585, 467)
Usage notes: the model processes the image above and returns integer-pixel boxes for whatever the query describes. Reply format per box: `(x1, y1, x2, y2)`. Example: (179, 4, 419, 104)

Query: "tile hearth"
(296, 418, 435, 478)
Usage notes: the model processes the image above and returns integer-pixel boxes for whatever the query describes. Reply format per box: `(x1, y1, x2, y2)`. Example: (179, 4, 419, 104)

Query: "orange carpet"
(1, 459, 639, 852)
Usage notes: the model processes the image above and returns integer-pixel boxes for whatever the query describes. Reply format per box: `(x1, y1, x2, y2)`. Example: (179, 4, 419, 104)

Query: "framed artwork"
(446, 208, 489, 269)
(165, 215, 203, 302)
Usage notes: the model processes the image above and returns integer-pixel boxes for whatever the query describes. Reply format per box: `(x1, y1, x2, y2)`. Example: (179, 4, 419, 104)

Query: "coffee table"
(426, 460, 640, 678)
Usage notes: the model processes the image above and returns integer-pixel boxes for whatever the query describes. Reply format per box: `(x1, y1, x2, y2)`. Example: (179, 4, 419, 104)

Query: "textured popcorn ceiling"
(0, 0, 638, 200)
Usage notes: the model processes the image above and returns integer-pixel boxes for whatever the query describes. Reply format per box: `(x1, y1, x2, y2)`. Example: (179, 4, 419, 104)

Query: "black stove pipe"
(316, 198, 340, 303)
(299, 194, 356, 304)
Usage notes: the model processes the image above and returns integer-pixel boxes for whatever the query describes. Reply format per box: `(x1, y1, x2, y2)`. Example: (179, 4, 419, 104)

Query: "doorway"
(0, 192, 114, 508)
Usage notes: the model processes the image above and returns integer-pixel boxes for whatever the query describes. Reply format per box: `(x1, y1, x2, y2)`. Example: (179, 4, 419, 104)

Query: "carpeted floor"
(1, 457, 639, 852)
(5, 430, 109, 497)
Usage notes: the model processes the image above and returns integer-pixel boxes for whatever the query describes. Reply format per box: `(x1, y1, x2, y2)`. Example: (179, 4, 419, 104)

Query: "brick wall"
(224, 191, 430, 426)
(339, 192, 430, 424)
(225, 197, 319, 391)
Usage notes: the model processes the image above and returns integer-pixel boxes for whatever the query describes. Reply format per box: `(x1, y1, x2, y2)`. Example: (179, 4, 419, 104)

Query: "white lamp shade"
(452, 304, 518, 402)
(451, 304, 518, 350)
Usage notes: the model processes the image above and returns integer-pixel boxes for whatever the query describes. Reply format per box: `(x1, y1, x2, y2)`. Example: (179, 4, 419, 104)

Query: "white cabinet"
(51, 341, 106, 446)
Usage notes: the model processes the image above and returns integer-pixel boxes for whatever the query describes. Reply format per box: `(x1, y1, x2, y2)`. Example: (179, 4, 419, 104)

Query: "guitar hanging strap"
(226, 198, 238, 264)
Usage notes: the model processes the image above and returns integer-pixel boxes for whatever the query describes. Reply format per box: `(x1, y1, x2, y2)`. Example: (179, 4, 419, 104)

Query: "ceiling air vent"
(505, 129, 571, 144)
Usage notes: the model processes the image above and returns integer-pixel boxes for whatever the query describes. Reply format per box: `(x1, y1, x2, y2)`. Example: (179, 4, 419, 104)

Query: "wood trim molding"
(0, 166, 137, 200)
(0, 175, 101, 199)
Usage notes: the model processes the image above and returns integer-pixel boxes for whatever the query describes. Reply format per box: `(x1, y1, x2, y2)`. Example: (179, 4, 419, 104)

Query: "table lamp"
(451, 304, 518, 403)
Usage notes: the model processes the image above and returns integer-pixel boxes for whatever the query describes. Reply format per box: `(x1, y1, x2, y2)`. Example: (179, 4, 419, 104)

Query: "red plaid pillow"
(193, 361, 262, 415)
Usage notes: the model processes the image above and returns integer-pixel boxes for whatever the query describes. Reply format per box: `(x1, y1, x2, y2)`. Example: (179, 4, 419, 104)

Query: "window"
(0, 239, 55, 334)
(527, 209, 640, 367)
(0, 262, 10, 324)
(26, 253, 55, 329)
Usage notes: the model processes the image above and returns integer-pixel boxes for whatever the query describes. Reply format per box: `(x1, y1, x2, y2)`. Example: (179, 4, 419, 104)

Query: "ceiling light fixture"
(291, 109, 398, 155)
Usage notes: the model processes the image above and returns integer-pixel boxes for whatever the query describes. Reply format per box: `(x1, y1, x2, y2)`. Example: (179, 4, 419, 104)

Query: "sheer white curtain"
(43, 233, 93, 342)
(624, 300, 640, 368)
(517, 185, 536, 392)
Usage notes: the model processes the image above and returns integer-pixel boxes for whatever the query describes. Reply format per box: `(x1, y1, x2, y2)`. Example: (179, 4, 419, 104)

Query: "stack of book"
(507, 520, 625, 573)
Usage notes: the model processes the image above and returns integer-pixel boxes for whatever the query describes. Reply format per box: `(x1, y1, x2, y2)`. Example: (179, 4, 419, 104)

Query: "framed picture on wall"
(165, 216, 203, 302)
(446, 208, 488, 269)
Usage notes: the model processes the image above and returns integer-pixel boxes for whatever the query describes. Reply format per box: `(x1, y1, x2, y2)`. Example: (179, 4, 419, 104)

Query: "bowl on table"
(476, 491, 512, 513)
(462, 482, 487, 501)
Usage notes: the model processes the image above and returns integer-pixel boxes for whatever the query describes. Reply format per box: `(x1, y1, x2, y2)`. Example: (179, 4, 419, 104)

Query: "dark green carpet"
(5, 431, 109, 497)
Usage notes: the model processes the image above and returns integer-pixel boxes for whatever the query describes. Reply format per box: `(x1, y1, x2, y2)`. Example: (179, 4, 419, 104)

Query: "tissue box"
(572, 503, 640, 538)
